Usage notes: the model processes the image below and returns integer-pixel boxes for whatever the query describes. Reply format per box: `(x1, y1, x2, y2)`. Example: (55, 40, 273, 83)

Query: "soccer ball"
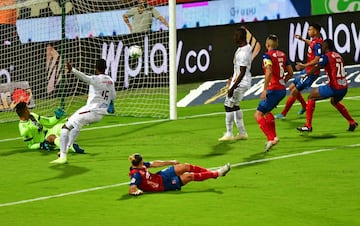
(129, 45, 143, 59)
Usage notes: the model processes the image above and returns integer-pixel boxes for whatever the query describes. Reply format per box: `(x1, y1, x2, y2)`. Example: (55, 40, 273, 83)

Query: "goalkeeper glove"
(40, 140, 51, 151)
(107, 100, 115, 114)
(54, 108, 66, 119)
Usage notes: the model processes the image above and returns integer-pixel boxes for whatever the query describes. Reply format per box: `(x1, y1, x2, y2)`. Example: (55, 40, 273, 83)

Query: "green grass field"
(1, 85, 360, 226)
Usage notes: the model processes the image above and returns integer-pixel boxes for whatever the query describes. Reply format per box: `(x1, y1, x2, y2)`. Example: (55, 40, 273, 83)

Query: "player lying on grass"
(128, 153, 231, 196)
(15, 102, 85, 153)
(296, 39, 358, 132)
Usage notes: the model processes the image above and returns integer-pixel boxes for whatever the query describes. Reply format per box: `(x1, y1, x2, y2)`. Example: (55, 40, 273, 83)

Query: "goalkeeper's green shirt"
(18, 113, 61, 150)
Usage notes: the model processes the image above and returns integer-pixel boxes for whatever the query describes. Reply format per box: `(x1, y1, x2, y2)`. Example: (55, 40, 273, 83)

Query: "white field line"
(1, 95, 359, 143)
(1, 143, 360, 207)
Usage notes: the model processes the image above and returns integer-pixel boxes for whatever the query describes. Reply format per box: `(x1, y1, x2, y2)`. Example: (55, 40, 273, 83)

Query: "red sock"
(297, 92, 307, 109)
(334, 102, 355, 124)
(193, 172, 217, 181)
(306, 99, 316, 127)
(265, 112, 276, 139)
(257, 117, 273, 141)
(189, 164, 210, 173)
(282, 96, 296, 116)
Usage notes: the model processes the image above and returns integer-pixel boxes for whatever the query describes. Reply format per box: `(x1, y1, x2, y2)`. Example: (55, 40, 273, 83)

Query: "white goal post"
(0, 0, 177, 123)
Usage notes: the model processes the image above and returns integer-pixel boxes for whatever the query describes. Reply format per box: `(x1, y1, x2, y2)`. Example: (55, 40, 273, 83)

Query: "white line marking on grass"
(1, 143, 359, 208)
(0, 182, 129, 207)
(231, 143, 360, 168)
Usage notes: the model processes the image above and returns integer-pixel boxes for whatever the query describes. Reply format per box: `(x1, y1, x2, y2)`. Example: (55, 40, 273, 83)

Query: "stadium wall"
(176, 11, 360, 83)
(1, 11, 360, 100)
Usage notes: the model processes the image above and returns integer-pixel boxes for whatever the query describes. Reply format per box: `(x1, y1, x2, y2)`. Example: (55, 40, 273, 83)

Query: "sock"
(256, 117, 272, 141)
(66, 127, 81, 151)
(282, 96, 296, 116)
(225, 111, 234, 135)
(59, 128, 70, 158)
(265, 112, 276, 139)
(297, 92, 307, 109)
(306, 99, 316, 128)
(234, 109, 246, 134)
(334, 102, 355, 124)
(193, 171, 218, 181)
(189, 164, 210, 173)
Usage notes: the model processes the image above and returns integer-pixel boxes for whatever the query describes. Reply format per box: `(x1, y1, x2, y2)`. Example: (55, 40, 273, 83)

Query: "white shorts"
(224, 86, 249, 108)
(66, 106, 105, 130)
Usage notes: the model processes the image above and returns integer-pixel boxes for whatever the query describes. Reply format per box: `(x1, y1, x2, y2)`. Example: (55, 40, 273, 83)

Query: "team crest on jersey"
(171, 179, 177, 184)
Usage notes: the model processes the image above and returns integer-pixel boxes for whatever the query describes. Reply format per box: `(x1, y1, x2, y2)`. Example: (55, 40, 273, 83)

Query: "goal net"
(0, 0, 171, 123)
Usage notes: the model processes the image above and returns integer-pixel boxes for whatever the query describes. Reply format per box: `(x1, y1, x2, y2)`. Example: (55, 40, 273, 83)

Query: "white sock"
(225, 112, 234, 135)
(234, 109, 246, 134)
(60, 128, 70, 158)
(66, 127, 80, 151)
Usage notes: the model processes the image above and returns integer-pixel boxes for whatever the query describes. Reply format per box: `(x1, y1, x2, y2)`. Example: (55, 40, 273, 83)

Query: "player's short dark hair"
(236, 27, 246, 41)
(15, 102, 27, 117)
(130, 153, 143, 166)
(267, 34, 278, 42)
(309, 23, 321, 32)
(96, 59, 106, 73)
(324, 39, 335, 51)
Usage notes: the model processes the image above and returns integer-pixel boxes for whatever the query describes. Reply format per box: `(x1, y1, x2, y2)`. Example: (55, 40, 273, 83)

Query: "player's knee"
(175, 164, 189, 174)
(179, 163, 189, 172)
(330, 98, 338, 106)
(179, 173, 193, 185)
(254, 110, 263, 120)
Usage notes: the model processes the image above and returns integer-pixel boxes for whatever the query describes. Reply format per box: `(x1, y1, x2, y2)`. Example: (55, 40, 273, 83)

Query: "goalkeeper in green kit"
(15, 102, 84, 153)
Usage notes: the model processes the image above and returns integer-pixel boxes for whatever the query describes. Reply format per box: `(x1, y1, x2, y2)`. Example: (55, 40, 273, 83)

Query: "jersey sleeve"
(72, 68, 92, 84)
(151, 7, 161, 18)
(109, 79, 116, 101)
(317, 54, 329, 68)
(129, 172, 142, 186)
(314, 43, 322, 57)
(262, 53, 272, 67)
(18, 122, 40, 150)
(123, 8, 135, 17)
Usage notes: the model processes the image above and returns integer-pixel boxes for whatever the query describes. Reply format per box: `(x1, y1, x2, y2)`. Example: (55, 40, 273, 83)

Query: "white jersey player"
(219, 27, 252, 141)
(51, 59, 116, 164)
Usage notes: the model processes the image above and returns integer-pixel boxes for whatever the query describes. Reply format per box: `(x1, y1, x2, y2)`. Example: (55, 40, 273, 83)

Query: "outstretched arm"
(66, 61, 92, 84)
(158, 16, 169, 28)
(149, 160, 179, 168)
(122, 14, 132, 33)
(295, 34, 311, 46)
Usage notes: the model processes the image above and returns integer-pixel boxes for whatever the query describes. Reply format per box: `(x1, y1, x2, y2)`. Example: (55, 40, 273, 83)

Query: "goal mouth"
(0, 0, 172, 122)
